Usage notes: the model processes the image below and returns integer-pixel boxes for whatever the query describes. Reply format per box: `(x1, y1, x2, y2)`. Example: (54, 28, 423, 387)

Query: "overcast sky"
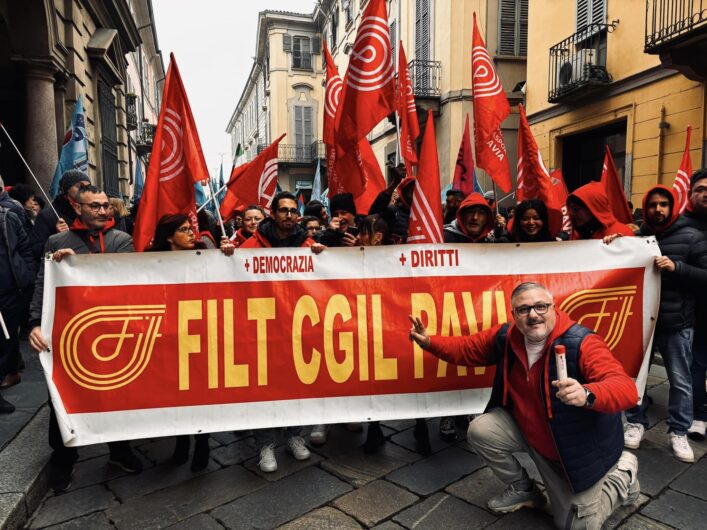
(152, 0, 317, 180)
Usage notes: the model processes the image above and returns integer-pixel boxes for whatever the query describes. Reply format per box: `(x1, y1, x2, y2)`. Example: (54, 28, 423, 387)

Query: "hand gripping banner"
(40, 238, 660, 446)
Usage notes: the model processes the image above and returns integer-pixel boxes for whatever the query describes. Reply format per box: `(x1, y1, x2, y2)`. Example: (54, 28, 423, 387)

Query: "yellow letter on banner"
(223, 299, 248, 388)
(372, 294, 397, 380)
(324, 294, 354, 383)
(292, 295, 321, 385)
(247, 298, 275, 386)
(178, 300, 202, 391)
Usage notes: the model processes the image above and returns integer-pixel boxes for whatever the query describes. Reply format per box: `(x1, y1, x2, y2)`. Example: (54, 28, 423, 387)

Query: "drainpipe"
(657, 105, 670, 184)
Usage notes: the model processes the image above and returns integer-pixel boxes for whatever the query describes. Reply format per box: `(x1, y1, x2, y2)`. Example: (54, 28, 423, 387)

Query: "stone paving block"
(386, 446, 485, 495)
(380, 419, 417, 432)
(389, 419, 454, 455)
(76, 443, 110, 463)
(632, 442, 688, 496)
(107, 458, 219, 500)
(107, 466, 266, 529)
(309, 424, 394, 459)
(135, 436, 219, 465)
(0, 407, 51, 496)
(211, 466, 352, 529)
(70, 455, 129, 490)
(243, 443, 323, 481)
(446, 467, 507, 509)
(604, 494, 650, 530)
(278, 506, 363, 530)
(43, 511, 115, 530)
(392, 492, 497, 529)
(4, 380, 48, 413)
(0, 410, 33, 451)
(618, 514, 674, 529)
(670, 456, 707, 500)
(165, 513, 225, 529)
(643, 420, 707, 460)
(0, 492, 25, 530)
(370, 522, 406, 530)
(210, 438, 258, 467)
(640, 489, 707, 530)
(28, 485, 117, 529)
(321, 441, 421, 486)
(484, 508, 554, 528)
(333, 480, 418, 526)
(209, 430, 253, 445)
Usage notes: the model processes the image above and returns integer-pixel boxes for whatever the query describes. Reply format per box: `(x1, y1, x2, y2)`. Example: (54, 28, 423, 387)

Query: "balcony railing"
(136, 122, 156, 157)
(548, 23, 614, 104)
(257, 141, 325, 164)
(408, 59, 442, 97)
(125, 94, 137, 131)
(645, 0, 707, 52)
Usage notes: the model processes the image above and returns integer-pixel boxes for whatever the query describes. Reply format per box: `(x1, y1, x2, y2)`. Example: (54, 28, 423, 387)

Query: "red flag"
(516, 104, 554, 205)
(397, 42, 419, 172)
(600, 146, 632, 224)
(550, 168, 572, 234)
(219, 134, 285, 219)
(452, 114, 476, 195)
(335, 0, 395, 150)
(674, 125, 693, 214)
(133, 54, 208, 252)
(324, 43, 386, 210)
(471, 13, 512, 192)
(407, 110, 443, 244)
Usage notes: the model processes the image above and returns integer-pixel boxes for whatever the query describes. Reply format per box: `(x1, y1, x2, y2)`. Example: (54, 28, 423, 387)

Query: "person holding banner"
(409, 282, 639, 528)
(229, 205, 265, 247)
(317, 193, 360, 247)
(500, 200, 556, 243)
(566, 182, 635, 240)
(443, 193, 496, 244)
(27, 185, 143, 492)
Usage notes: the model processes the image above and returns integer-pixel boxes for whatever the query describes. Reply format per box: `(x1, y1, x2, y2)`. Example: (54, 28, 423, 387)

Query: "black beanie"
(330, 193, 356, 216)
(60, 170, 91, 194)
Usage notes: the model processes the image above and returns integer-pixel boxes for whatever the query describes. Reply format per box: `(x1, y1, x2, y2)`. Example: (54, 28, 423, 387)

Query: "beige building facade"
(525, 0, 706, 205)
(0, 0, 164, 199)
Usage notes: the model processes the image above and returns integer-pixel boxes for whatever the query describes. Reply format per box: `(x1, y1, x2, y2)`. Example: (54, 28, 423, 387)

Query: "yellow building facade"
(525, 0, 706, 206)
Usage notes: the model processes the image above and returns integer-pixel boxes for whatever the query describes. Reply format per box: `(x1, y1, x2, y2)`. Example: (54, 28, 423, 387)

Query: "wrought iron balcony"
(644, 0, 707, 80)
(136, 122, 156, 157)
(548, 23, 614, 104)
(408, 59, 442, 98)
(256, 141, 324, 164)
(125, 94, 137, 131)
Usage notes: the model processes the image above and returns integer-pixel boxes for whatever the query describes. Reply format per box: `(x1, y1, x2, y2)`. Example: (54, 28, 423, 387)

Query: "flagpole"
(196, 182, 228, 213)
(394, 1, 402, 168)
(0, 122, 61, 219)
(206, 175, 228, 240)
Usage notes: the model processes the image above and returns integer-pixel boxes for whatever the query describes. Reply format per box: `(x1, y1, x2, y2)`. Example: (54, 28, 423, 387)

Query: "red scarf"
(70, 217, 116, 254)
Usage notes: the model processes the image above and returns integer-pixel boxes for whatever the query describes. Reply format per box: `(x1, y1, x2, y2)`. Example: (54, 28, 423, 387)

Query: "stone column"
(54, 73, 68, 153)
(24, 64, 58, 191)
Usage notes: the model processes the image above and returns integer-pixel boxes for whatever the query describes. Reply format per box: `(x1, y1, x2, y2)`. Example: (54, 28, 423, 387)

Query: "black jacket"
(30, 194, 76, 260)
(0, 207, 37, 298)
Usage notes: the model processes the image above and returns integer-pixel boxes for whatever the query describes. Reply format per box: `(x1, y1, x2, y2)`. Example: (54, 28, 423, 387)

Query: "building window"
(294, 105, 313, 161)
(344, 0, 354, 26)
(577, 0, 606, 30)
(293, 36, 312, 70)
(499, 0, 528, 56)
(98, 73, 119, 197)
(415, 0, 430, 62)
(330, 7, 339, 49)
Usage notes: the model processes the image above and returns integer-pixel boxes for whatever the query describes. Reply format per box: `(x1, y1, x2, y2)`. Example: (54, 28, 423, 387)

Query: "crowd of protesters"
(2, 165, 707, 527)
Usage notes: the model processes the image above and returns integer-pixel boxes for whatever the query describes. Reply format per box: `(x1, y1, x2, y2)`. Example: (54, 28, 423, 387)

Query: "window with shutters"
(389, 20, 397, 67)
(292, 36, 312, 70)
(576, 0, 606, 30)
(294, 106, 313, 162)
(344, 0, 354, 27)
(415, 0, 430, 62)
(498, 0, 528, 56)
(330, 8, 338, 49)
(98, 71, 119, 198)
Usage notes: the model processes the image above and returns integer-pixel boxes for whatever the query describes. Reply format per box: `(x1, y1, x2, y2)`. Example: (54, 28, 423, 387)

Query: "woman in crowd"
(8, 183, 41, 227)
(504, 199, 556, 243)
(299, 216, 321, 238)
(230, 205, 265, 247)
(148, 213, 234, 471)
(109, 197, 130, 233)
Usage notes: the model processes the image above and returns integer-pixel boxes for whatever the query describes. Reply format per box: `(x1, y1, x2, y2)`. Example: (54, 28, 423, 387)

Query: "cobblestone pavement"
(5, 345, 707, 529)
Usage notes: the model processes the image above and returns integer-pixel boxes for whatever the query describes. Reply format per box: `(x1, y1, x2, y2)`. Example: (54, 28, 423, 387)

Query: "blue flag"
(311, 158, 322, 202)
(133, 161, 144, 202)
(473, 169, 484, 195)
(51, 96, 88, 198)
(217, 162, 225, 203)
(194, 181, 207, 207)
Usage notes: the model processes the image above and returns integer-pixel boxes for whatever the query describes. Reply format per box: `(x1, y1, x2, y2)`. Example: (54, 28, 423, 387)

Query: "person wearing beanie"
(29, 170, 90, 260)
(369, 178, 415, 243)
(303, 200, 329, 225)
(318, 192, 359, 247)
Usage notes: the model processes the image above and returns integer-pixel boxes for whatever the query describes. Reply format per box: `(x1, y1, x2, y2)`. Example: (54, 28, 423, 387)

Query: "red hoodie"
(426, 309, 638, 461)
(641, 184, 680, 233)
(568, 181, 635, 240)
(453, 193, 495, 242)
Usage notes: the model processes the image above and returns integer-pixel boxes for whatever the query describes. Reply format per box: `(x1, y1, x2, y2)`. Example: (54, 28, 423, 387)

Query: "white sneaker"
(258, 444, 277, 473)
(688, 420, 706, 441)
(623, 423, 645, 449)
(670, 433, 695, 463)
(286, 436, 311, 461)
(310, 424, 329, 446)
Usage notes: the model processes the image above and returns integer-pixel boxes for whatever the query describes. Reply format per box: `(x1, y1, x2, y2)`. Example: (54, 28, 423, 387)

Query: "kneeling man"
(409, 282, 640, 529)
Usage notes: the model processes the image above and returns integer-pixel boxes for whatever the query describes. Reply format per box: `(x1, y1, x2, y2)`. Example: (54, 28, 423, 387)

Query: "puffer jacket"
(641, 185, 707, 332)
(0, 207, 37, 295)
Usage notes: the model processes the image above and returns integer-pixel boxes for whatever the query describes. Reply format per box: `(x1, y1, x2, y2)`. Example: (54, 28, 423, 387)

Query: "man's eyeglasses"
(79, 202, 112, 212)
(276, 208, 300, 217)
(175, 226, 194, 234)
(513, 303, 553, 316)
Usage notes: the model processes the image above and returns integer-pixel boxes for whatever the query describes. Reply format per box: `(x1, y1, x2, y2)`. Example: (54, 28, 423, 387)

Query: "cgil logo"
(59, 305, 165, 391)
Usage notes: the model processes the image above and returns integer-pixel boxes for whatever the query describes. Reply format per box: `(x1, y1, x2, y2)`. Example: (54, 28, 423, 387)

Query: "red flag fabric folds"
(471, 13, 512, 193)
(133, 54, 208, 252)
(516, 104, 554, 205)
(673, 125, 693, 214)
(408, 110, 443, 244)
(600, 146, 632, 225)
(452, 114, 476, 195)
(397, 42, 420, 173)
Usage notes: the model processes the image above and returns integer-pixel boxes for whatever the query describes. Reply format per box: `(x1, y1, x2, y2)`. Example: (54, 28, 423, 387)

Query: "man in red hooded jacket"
(567, 182, 635, 240)
(409, 282, 639, 528)
(443, 192, 497, 243)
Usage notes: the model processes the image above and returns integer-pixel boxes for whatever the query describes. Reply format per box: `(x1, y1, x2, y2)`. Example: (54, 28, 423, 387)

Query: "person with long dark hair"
(506, 200, 555, 243)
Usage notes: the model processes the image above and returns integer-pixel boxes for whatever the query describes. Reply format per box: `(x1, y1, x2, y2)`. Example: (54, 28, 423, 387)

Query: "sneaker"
(108, 446, 143, 474)
(48, 461, 74, 493)
(258, 444, 277, 473)
(286, 435, 311, 460)
(0, 393, 14, 414)
(487, 480, 546, 514)
(614, 451, 640, 506)
(623, 422, 645, 449)
(688, 420, 706, 441)
(670, 432, 695, 463)
(439, 416, 458, 442)
(310, 424, 329, 446)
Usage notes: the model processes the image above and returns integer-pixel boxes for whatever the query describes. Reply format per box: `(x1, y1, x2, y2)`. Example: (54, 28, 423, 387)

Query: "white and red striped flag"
(397, 41, 420, 174)
(674, 125, 693, 214)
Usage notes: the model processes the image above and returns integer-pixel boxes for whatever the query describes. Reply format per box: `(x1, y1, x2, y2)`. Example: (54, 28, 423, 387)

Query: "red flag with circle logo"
(673, 125, 693, 214)
(471, 13, 512, 193)
(335, 0, 395, 151)
(453, 114, 476, 195)
(407, 110, 443, 244)
(220, 134, 285, 219)
(133, 54, 208, 252)
(600, 146, 632, 224)
(397, 42, 420, 173)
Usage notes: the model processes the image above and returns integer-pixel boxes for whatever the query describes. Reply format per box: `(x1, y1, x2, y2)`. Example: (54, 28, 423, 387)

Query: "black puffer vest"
(487, 323, 624, 493)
